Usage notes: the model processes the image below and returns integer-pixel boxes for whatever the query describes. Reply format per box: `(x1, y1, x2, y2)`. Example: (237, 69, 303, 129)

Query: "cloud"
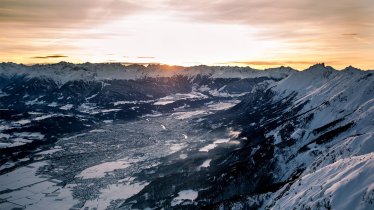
(168, 0, 373, 25)
(136, 56, 155, 59)
(216, 60, 348, 70)
(166, 0, 374, 69)
(167, 0, 374, 41)
(342, 34, 359, 36)
(0, 0, 147, 28)
(121, 62, 161, 66)
(31, 54, 68, 59)
(0, 0, 149, 62)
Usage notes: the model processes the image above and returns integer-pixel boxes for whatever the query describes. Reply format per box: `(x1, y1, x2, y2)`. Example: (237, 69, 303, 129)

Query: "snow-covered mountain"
(0, 62, 292, 83)
(242, 63, 373, 210)
(0, 63, 372, 210)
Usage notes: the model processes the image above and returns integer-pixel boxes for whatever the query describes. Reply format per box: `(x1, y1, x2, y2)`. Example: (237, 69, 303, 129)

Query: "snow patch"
(154, 92, 208, 105)
(15, 119, 31, 125)
(0, 161, 78, 210)
(59, 104, 73, 110)
(169, 143, 187, 154)
(199, 159, 212, 169)
(207, 100, 240, 111)
(82, 182, 148, 210)
(172, 110, 209, 119)
(76, 160, 132, 179)
(89, 129, 107, 133)
(199, 139, 230, 152)
(171, 190, 199, 206)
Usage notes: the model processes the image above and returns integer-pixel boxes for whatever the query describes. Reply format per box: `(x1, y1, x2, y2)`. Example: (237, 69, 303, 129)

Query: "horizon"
(1, 0, 374, 70)
(1, 61, 371, 71)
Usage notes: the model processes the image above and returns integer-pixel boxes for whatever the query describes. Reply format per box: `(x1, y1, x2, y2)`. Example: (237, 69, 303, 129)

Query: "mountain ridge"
(1, 62, 372, 86)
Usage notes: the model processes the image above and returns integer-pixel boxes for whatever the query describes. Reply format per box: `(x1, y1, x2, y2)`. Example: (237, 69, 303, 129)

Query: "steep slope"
(211, 64, 374, 209)
(260, 64, 374, 210)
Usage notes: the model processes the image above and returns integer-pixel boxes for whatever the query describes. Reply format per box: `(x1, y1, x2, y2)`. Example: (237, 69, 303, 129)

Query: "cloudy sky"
(1, 0, 373, 69)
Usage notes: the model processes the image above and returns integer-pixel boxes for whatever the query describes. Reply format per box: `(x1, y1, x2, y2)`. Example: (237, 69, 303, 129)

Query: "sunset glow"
(1, 0, 374, 69)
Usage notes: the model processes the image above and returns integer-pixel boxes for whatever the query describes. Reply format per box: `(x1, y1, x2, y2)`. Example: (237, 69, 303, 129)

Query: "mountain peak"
(307, 63, 331, 70)
(304, 63, 335, 77)
(343, 65, 361, 73)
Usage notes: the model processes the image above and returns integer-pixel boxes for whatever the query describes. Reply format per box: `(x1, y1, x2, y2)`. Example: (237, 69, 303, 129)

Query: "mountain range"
(0, 62, 373, 210)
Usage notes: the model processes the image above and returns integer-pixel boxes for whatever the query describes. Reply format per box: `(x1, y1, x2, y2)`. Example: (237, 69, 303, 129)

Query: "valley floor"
(0, 101, 242, 209)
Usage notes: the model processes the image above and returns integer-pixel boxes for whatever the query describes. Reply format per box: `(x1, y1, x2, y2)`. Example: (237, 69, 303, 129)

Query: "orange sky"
(1, 0, 374, 70)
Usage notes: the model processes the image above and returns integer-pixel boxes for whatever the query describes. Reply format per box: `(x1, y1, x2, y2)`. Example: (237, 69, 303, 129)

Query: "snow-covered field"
(0, 162, 78, 210)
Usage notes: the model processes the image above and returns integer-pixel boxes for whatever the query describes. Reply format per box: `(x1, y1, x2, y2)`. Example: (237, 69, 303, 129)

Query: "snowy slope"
(257, 64, 374, 210)
(268, 153, 374, 210)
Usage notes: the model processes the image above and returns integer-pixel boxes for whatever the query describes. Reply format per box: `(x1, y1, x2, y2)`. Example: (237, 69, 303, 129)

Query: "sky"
(0, 0, 374, 70)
